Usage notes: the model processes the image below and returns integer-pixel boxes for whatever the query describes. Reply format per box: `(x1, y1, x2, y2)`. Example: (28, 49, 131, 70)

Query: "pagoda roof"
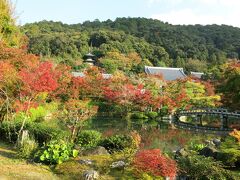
(144, 66, 187, 81)
(85, 53, 95, 57)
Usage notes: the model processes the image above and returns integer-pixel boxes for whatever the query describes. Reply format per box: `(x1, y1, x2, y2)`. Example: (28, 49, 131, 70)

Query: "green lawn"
(0, 142, 58, 180)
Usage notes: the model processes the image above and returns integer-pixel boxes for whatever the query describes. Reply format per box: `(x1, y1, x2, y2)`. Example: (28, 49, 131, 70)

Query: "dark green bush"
(131, 112, 148, 119)
(77, 130, 102, 149)
(0, 120, 68, 144)
(100, 134, 134, 153)
(35, 140, 78, 165)
(217, 136, 240, 167)
(146, 111, 158, 119)
(177, 153, 239, 179)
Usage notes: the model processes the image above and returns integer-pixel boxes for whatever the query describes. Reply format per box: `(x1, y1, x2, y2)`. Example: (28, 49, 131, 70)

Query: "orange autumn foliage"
(229, 129, 240, 142)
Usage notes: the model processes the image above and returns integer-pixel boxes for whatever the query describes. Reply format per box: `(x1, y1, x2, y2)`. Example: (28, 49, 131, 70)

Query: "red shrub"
(133, 149, 177, 178)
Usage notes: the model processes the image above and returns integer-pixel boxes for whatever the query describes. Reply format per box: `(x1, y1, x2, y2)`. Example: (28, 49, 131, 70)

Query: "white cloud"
(149, 0, 240, 27)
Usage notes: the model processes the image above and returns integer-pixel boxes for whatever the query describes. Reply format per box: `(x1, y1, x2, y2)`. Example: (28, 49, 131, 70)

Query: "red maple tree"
(19, 61, 59, 96)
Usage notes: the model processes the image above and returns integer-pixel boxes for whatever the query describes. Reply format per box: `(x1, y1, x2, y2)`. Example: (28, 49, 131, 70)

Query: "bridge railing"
(175, 108, 240, 117)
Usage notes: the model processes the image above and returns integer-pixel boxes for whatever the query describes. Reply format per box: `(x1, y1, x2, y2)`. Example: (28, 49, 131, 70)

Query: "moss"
(55, 160, 89, 178)
(55, 154, 113, 179)
(80, 155, 113, 174)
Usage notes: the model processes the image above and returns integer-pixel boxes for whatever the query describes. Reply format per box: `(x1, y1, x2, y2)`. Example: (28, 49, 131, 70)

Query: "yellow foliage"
(229, 129, 240, 142)
(0, 0, 23, 47)
(130, 130, 141, 148)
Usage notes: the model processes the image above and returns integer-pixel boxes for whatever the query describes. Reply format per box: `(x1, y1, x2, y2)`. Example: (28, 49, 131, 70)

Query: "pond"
(86, 116, 219, 155)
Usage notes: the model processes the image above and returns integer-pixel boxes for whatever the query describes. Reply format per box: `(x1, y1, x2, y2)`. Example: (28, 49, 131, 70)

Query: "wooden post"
(194, 115, 198, 127)
(198, 115, 203, 126)
(220, 115, 224, 130)
(222, 115, 228, 129)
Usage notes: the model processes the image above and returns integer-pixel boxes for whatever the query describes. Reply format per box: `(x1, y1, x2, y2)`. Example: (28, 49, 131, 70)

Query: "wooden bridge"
(172, 108, 240, 133)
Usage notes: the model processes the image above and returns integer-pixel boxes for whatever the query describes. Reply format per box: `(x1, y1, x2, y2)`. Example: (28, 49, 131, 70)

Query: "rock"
(175, 148, 188, 157)
(110, 161, 126, 169)
(212, 138, 221, 147)
(204, 140, 215, 147)
(199, 146, 218, 158)
(79, 159, 93, 165)
(82, 170, 99, 180)
(82, 146, 109, 156)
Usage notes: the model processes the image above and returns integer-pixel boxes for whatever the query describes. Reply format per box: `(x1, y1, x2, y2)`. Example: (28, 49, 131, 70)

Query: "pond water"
(86, 117, 218, 154)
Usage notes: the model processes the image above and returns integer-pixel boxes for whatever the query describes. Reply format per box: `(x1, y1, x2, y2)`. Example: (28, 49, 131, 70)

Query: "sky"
(15, 0, 240, 27)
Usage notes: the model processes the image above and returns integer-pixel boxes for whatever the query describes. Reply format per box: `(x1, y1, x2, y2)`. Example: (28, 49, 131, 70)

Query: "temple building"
(190, 71, 204, 79)
(144, 66, 187, 81)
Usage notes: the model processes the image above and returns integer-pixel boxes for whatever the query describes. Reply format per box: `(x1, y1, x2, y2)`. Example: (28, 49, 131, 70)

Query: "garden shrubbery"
(131, 112, 148, 120)
(100, 134, 135, 153)
(133, 149, 177, 178)
(146, 111, 158, 119)
(77, 130, 102, 149)
(17, 136, 38, 159)
(218, 136, 240, 167)
(0, 120, 69, 144)
(177, 153, 239, 179)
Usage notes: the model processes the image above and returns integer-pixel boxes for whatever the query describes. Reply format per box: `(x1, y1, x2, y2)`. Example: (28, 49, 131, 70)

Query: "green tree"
(0, 0, 22, 47)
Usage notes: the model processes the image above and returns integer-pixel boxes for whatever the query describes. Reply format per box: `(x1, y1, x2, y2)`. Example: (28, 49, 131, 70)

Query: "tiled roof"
(72, 72, 112, 79)
(190, 72, 204, 79)
(144, 66, 187, 80)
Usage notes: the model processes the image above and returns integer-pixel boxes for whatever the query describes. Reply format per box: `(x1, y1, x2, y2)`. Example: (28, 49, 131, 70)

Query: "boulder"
(175, 148, 188, 158)
(212, 138, 221, 147)
(204, 140, 215, 147)
(199, 146, 218, 158)
(82, 146, 109, 156)
(110, 161, 126, 169)
(79, 159, 93, 165)
(82, 170, 99, 180)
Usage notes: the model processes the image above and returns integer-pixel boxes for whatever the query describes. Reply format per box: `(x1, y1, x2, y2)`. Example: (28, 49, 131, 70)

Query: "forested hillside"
(22, 18, 240, 72)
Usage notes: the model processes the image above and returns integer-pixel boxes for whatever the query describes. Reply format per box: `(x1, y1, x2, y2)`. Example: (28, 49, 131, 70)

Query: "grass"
(0, 141, 58, 180)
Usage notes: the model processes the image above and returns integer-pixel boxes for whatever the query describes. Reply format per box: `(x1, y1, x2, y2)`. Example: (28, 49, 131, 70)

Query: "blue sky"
(15, 0, 240, 27)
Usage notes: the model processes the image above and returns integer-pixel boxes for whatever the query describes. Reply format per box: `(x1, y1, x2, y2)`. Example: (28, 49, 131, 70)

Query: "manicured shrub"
(0, 120, 68, 144)
(131, 112, 148, 119)
(35, 140, 78, 164)
(146, 111, 158, 119)
(77, 130, 102, 149)
(178, 153, 239, 179)
(100, 134, 134, 153)
(133, 149, 177, 178)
